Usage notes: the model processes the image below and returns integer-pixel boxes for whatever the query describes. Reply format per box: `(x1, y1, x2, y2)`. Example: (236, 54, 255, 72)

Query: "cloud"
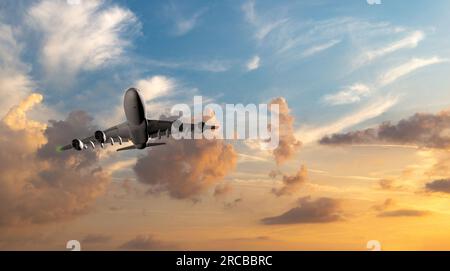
(425, 179, 450, 194)
(425, 153, 450, 178)
(242, 0, 287, 41)
(261, 196, 343, 225)
(360, 31, 425, 64)
(119, 235, 174, 250)
(379, 57, 447, 86)
(27, 0, 139, 82)
(378, 179, 395, 190)
(270, 97, 302, 165)
(194, 60, 232, 72)
(134, 139, 237, 200)
(246, 55, 260, 71)
(136, 75, 176, 102)
(242, 0, 257, 25)
(172, 8, 207, 36)
(268, 169, 281, 179)
(82, 234, 112, 244)
(242, 1, 427, 72)
(319, 109, 450, 148)
(145, 59, 232, 73)
(37, 110, 98, 163)
(378, 209, 430, 217)
(225, 236, 271, 242)
(0, 24, 34, 117)
(255, 19, 288, 41)
(372, 198, 396, 211)
(299, 96, 398, 144)
(244, 9, 410, 62)
(323, 51, 442, 111)
(224, 198, 243, 209)
(275, 17, 381, 55)
(3, 93, 45, 131)
(0, 95, 111, 226)
(318, 32, 435, 109)
(0, 24, 24, 68)
(214, 182, 233, 198)
(0, 71, 34, 117)
(272, 165, 307, 197)
(301, 39, 341, 58)
(323, 83, 371, 105)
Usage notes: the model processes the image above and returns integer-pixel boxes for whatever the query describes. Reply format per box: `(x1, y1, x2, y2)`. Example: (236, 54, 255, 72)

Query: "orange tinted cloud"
(82, 234, 112, 244)
(372, 198, 396, 211)
(261, 196, 343, 225)
(320, 110, 450, 148)
(0, 95, 111, 226)
(272, 165, 307, 197)
(379, 179, 395, 190)
(134, 139, 237, 200)
(270, 97, 301, 165)
(425, 179, 450, 193)
(378, 209, 430, 217)
(214, 182, 233, 198)
(119, 235, 175, 250)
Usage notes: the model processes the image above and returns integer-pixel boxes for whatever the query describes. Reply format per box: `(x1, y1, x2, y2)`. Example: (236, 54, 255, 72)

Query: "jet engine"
(95, 130, 107, 143)
(72, 139, 84, 151)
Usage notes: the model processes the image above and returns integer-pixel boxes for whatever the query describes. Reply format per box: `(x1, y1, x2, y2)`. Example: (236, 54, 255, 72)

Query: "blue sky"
(2, 0, 447, 138)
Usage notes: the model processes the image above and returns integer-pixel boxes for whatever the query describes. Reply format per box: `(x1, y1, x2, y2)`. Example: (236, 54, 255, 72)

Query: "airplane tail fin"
(116, 142, 166, 152)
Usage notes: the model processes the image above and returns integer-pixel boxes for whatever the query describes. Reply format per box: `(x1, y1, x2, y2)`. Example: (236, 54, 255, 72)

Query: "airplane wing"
(116, 142, 166, 152)
(147, 119, 174, 139)
(59, 119, 218, 151)
(59, 122, 131, 151)
(147, 119, 219, 139)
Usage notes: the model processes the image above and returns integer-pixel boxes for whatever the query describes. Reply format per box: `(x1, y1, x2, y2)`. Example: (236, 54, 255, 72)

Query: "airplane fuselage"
(124, 88, 148, 149)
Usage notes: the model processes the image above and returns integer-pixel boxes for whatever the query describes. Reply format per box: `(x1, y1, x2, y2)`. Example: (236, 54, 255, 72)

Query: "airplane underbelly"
(129, 121, 148, 148)
(124, 88, 148, 148)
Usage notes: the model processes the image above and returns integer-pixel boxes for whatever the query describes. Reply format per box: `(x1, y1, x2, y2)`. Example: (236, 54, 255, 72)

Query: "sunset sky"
(2, 0, 450, 250)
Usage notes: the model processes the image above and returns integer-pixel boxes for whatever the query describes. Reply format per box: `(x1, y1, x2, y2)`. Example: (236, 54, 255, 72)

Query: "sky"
(2, 0, 450, 250)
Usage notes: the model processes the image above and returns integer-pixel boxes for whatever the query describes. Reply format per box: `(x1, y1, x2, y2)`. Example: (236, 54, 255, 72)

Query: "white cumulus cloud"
(27, 0, 139, 82)
(136, 75, 176, 102)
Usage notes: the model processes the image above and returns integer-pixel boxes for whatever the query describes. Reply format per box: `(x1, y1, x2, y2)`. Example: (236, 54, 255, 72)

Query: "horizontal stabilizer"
(116, 145, 137, 152)
(116, 142, 166, 152)
(146, 142, 166, 147)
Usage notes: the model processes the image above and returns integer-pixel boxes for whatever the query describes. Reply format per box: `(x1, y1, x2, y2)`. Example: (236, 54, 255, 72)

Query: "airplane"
(59, 87, 217, 152)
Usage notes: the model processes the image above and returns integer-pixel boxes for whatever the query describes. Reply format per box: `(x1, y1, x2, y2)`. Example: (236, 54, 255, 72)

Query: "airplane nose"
(124, 88, 144, 108)
(125, 87, 139, 99)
